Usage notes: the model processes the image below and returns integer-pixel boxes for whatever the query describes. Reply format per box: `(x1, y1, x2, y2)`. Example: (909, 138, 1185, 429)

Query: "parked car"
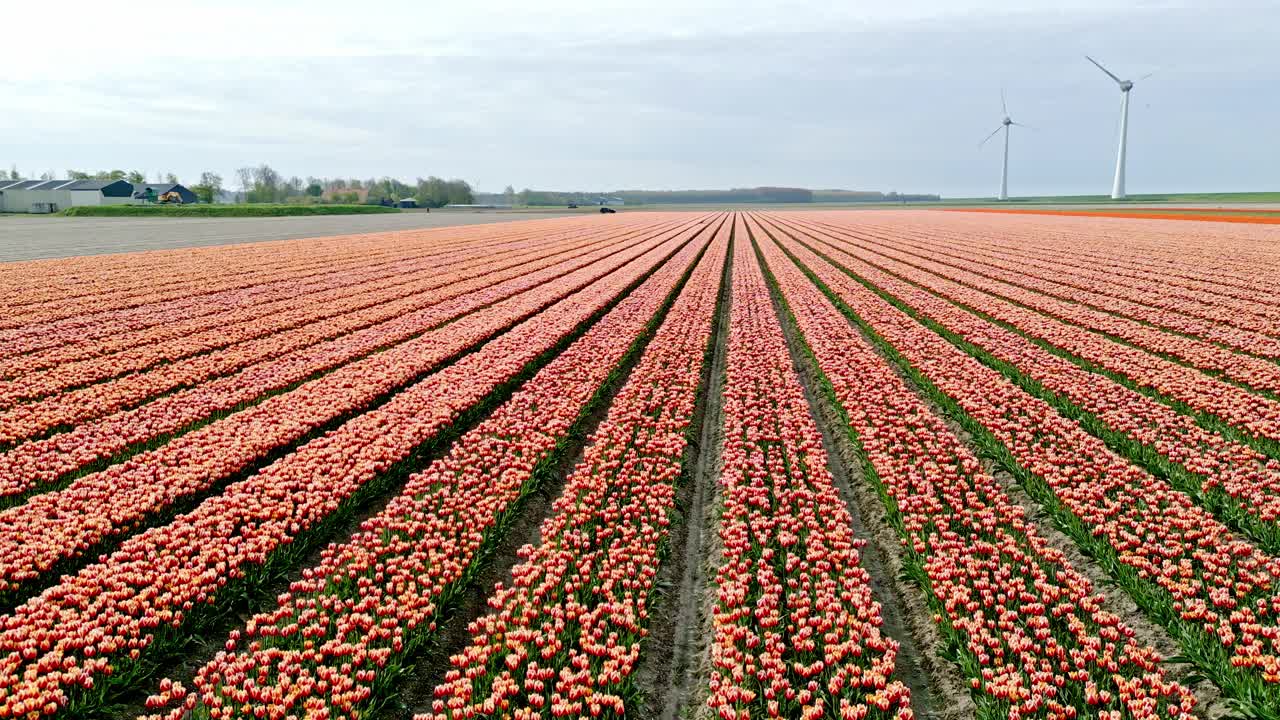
(599, 207, 616, 214)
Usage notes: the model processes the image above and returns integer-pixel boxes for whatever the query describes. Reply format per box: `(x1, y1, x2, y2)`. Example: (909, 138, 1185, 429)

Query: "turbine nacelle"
(1087, 55, 1138, 92)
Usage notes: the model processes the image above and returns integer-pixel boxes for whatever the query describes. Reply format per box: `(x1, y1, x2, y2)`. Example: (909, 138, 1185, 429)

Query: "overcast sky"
(4, 0, 1276, 197)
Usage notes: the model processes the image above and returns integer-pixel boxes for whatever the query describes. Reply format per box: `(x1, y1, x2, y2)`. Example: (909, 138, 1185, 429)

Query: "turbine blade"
(979, 125, 1003, 147)
(1002, 88, 1008, 116)
(1011, 121, 1037, 130)
(1139, 71, 1156, 81)
(1086, 55, 1124, 85)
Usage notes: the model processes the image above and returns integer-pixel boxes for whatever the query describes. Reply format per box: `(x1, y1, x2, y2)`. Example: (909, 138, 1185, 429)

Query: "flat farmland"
(3, 209, 1280, 719)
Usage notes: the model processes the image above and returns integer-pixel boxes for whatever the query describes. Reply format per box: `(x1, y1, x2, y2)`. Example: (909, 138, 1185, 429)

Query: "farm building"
(0, 179, 135, 213)
(131, 183, 197, 204)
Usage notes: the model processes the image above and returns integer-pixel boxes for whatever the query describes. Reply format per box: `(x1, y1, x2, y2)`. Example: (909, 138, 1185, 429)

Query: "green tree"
(248, 164, 281, 203)
(191, 171, 223, 203)
(445, 178, 473, 206)
(165, 173, 180, 185)
(67, 170, 91, 180)
(127, 171, 146, 184)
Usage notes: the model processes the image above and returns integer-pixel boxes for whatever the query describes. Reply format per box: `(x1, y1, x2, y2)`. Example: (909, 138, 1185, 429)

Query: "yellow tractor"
(158, 191, 185, 204)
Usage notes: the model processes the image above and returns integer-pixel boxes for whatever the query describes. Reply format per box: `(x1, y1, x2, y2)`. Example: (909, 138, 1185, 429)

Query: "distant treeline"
(813, 189, 941, 203)
(0, 164, 474, 208)
(235, 165, 473, 208)
(491, 187, 941, 206)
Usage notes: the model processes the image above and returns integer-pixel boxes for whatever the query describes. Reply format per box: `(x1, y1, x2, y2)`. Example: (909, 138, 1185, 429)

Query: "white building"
(0, 179, 135, 213)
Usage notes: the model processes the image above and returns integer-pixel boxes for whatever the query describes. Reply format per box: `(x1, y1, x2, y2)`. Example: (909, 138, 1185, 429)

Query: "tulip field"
(1, 210, 1279, 719)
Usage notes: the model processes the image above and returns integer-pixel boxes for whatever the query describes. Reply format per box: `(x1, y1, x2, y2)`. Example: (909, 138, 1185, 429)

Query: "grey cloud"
(2, 2, 1276, 195)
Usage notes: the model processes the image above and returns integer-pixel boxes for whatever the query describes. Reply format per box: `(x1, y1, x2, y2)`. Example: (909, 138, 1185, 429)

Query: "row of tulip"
(0, 226, 698, 605)
(0, 221, 682, 477)
(871, 211, 1280, 295)
(0, 221, 709, 719)
(0, 222, 679, 405)
(5, 217, 664, 366)
(0, 231, 473, 359)
(0, 215, 600, 331)
(848, 223, 1280, 351)
(785, 218, 1280, 454)
(0, 225, 466, 333)
(422, 216, 729, 720)
(703, 220, 911, 720)
(0, 220, 611, 376)
(767, 220, 1280, 714)
(765, 214, 1280, 552)
(751, 214, 1198, 719)
(140, 214, 728, 720)
(1, 222, 683, 439)
(797, 220, 1280, 397)
(859, 222, 1280, 340)
(828, 214, 1280, 330)
(0, 235, 408, 324)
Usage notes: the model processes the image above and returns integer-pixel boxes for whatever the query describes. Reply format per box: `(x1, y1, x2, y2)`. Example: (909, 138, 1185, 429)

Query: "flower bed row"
(844, 223, 1280, 357)
(704, 219, 911, 720)
(792, 218, 1280, 396)
(0, 221, 680, 404)
(769, 215, 1280, 552)
(0, 219, 710, 719)
(0, 220, 688, 488)
(784, 218, 1280, 453)
(142, 214, 729, 720)
(845, 211, 1280, 299)
(0, 215, 601, 332)
(816, 214, 1280, 340)
(858, 221, 1280, 341)
(0, 227, 697, 606)
(0, 219, 615, 376)
(0, 224, 473, 334)
(423, 216, 729, 720)
(0, 231, 480, 362)
(0, 225, 654, 438)
(753, 214, 1197, 719)
(766, 219, 1280, 715)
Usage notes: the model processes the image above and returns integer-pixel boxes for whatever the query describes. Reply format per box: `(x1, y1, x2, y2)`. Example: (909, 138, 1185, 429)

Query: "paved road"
(0, 211, 580, 263)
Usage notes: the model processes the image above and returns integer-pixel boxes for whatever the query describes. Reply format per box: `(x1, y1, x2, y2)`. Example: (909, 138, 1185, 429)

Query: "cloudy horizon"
(4, 0, 1277, 197)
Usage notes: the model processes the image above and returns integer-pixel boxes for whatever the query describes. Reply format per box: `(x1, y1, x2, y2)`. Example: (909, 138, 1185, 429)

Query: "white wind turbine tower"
(1087, 56, 1153, 200)
(980, 90, 1029, 201)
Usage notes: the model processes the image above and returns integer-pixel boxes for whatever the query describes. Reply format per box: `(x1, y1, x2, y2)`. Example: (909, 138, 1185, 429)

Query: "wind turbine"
(980, 90, 1029, 201)
(1087, 56, 1152, 200)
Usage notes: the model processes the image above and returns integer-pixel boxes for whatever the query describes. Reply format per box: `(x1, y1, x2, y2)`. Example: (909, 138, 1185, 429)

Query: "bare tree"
(235, 167, 253, 190)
